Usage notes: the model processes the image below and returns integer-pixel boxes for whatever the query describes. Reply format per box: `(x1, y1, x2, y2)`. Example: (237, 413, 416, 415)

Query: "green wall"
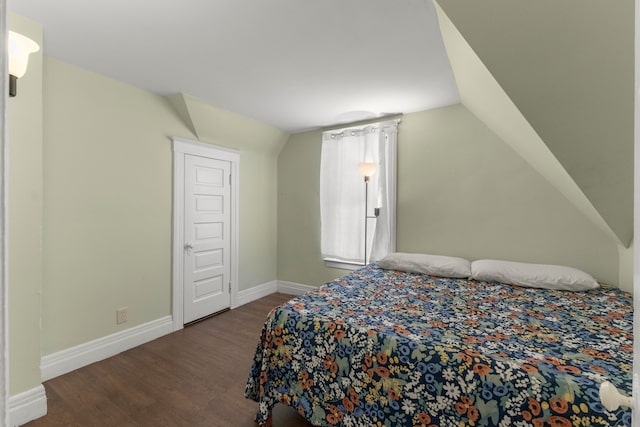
(8, 13, 43, 396)
(42, 58, 183, 354)
(42, 58, 287, 356)
(277, 104, 620, 287)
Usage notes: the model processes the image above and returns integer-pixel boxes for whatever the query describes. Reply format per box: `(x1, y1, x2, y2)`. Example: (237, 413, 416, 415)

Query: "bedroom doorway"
(172, 137, 240, 329)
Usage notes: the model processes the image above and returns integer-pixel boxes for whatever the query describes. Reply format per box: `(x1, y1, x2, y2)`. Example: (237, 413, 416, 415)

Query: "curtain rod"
(320, 114, 403, 133)
(323, 118, 402, 139)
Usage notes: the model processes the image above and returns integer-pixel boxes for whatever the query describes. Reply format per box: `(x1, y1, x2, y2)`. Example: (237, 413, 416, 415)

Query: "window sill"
(324, 259, 365, 271)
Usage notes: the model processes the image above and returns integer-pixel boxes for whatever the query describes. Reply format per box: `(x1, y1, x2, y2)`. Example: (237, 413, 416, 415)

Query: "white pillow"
(377, 252, 471, 278)
(470, 259, 599, 291)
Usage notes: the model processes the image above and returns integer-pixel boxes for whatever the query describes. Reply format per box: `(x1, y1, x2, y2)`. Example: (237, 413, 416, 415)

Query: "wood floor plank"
(24, 293, 312, 427)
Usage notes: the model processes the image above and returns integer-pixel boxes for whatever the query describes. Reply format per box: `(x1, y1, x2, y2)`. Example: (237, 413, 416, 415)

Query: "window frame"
(320, 120, 398, 269)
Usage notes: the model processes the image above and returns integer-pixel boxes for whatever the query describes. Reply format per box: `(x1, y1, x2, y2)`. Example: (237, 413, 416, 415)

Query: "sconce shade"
(8, 31, 40, 79)
(358, 162, 377, 178)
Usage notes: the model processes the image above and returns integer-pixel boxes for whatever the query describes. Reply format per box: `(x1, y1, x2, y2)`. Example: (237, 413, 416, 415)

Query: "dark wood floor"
(25, 293, 313, 427)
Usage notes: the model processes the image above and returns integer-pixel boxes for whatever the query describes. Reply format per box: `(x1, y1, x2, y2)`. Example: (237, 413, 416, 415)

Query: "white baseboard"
(233, 280, 314, 308)
(234, 281, 278, 308)
(277, 280, 315, 295)
(41, 315, 174, 382)
(9, 384, 46, 426)
(39, 280, 315, 384)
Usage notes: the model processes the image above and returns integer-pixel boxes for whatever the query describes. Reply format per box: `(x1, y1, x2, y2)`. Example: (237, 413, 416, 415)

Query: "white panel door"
(183, 154, 231, 323)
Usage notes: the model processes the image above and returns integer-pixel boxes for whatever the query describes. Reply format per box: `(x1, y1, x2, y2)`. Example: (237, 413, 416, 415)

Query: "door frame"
(172, 137, 239, 331)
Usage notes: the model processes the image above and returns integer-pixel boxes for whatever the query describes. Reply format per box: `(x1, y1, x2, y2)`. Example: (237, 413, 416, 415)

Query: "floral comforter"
(245, 265, 633, 426)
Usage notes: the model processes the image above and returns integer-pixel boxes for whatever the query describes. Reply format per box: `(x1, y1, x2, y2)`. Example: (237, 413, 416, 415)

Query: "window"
(320, 120, 398, 269)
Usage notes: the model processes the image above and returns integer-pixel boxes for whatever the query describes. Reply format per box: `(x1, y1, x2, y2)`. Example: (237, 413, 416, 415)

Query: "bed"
(245, 263, 633, 426)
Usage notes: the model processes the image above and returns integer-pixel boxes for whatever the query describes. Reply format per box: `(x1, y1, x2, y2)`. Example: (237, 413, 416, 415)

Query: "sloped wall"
(435, 0, 634, 247)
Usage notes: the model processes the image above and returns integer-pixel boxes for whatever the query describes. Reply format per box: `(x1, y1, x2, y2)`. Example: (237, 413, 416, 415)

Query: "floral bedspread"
(245, 265, 633, 426)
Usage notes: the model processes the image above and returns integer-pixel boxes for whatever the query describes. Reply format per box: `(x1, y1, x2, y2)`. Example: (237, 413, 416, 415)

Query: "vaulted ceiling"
(7, 0, 635, 246)
(7, 0, 460, 132)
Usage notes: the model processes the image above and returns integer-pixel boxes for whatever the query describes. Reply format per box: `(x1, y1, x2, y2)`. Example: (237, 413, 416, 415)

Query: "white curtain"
(320, 120, 398, 264)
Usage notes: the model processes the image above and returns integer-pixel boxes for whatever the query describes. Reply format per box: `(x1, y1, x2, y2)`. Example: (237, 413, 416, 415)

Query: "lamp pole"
(364, 175, 369, 265)
(359, 162, 378, 266)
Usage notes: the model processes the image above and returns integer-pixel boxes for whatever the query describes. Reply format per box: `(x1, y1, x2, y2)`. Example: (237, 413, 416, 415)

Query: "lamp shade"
(8, 31, 40, 78)
(358, 162, 377, 178)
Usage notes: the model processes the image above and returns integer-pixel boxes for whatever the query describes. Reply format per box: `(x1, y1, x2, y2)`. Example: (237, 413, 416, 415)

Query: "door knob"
(185, 243, 194, 255)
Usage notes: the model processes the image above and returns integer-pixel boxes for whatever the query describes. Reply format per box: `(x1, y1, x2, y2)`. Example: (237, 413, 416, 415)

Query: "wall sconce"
(8, 31, 40, 97)
(358, 162, 379, 265)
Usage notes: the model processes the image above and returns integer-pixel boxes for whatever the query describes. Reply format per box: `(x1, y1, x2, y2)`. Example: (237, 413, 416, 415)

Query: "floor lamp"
(358, 162, 379, 265)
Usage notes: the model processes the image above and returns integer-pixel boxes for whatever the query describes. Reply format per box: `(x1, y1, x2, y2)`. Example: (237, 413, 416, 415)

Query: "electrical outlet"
(116, 307, 128, 324)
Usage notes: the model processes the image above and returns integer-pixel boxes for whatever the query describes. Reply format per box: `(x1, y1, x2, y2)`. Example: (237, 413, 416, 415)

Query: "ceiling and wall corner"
(167, 93, 290, 155)
(166, 94, 199, 139)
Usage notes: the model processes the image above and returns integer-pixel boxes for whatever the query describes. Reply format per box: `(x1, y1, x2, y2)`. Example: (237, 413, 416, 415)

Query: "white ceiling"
(7, 0, 460, 133)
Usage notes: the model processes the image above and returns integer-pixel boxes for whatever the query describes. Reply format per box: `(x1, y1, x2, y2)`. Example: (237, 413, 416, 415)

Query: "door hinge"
(228, 282, 232, 294)
(229, 174, 232, 185)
